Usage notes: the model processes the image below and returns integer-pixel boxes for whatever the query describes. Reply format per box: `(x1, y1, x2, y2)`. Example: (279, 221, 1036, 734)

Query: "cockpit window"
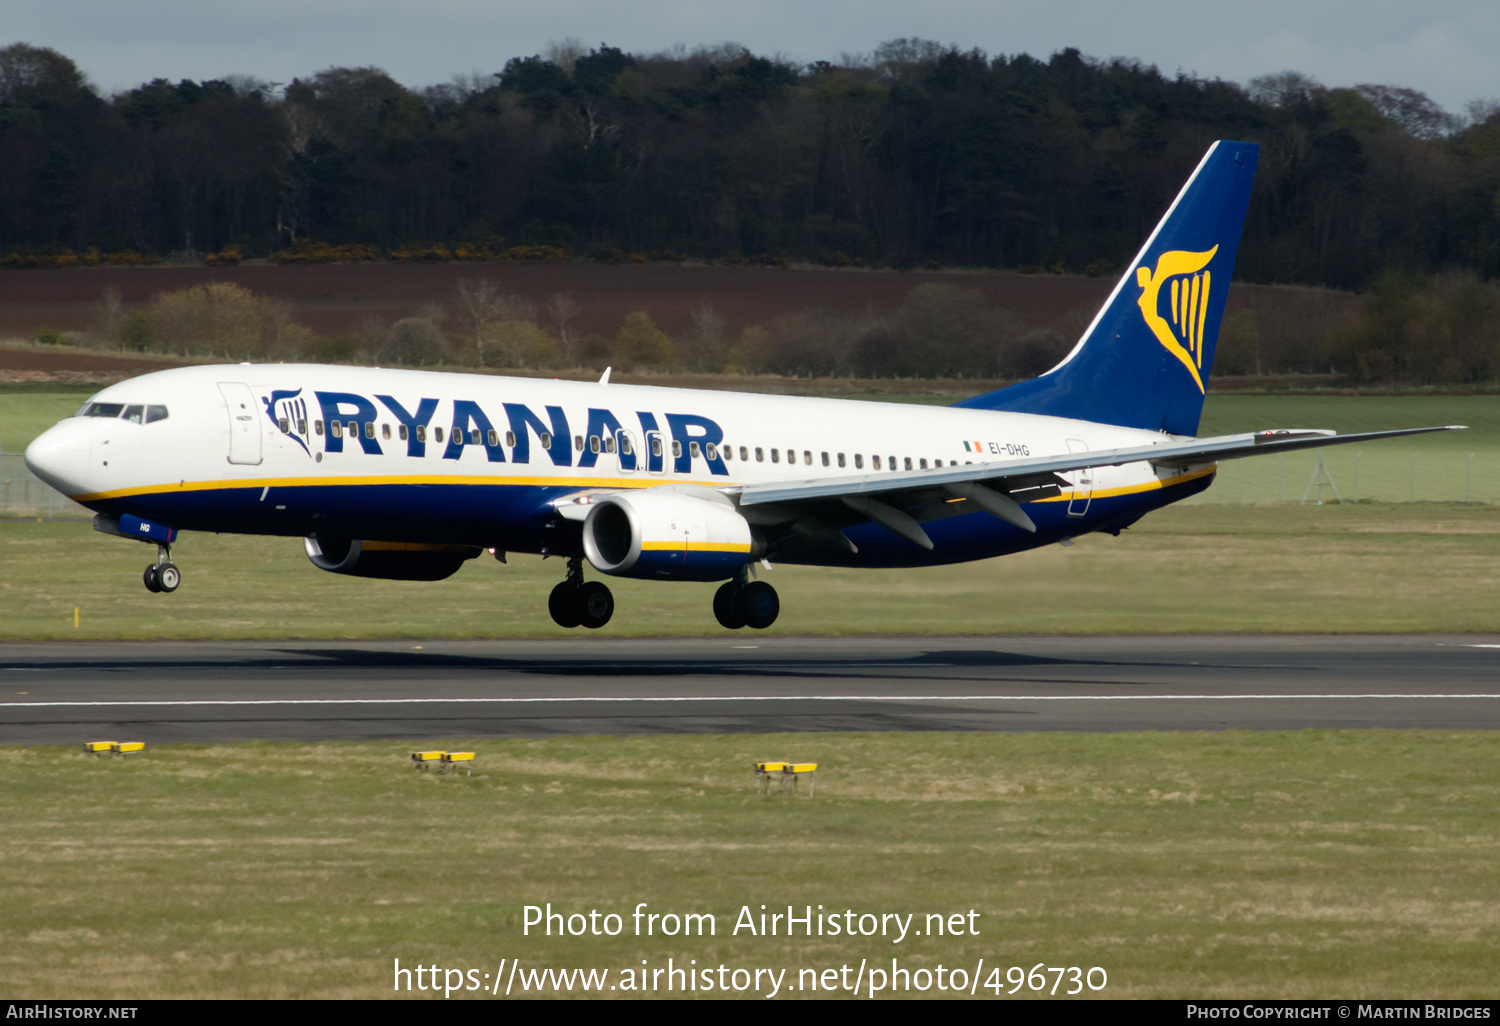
(76, 401, 169, 423)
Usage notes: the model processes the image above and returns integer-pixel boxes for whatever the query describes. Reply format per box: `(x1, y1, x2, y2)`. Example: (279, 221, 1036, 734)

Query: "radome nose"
(24, 419, 91, 495)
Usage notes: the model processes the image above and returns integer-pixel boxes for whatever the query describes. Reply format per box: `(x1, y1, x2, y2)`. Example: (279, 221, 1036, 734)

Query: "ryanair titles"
(265, 388, 729, 476)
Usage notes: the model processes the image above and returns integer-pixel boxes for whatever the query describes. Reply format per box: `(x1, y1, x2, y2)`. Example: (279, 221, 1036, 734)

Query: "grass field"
(2, 502, 1499, 639)
(3, 731, 1498, 999)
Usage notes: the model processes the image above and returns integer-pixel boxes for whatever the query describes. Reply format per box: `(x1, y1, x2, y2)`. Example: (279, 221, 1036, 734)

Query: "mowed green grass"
(2, 502, 1498, 639)
(3, 731, 1498, 999)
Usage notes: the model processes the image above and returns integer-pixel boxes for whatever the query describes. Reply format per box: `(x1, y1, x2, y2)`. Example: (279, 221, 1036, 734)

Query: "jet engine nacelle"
(581, 489, 760, 581)
(303, 537, 481, 581)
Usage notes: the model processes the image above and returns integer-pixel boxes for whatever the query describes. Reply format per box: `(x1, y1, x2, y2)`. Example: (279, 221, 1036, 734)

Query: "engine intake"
(303, 537, 481, 581)
(582, 490, 759, 581)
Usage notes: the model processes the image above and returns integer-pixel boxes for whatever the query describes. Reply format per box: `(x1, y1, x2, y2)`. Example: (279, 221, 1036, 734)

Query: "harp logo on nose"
(1135, 246, 1218, 394)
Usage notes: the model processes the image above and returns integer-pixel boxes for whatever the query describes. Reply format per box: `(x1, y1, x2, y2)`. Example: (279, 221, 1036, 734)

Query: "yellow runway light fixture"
(784, 762, 818, 796)
(754, 760, 787, 795)
(440, 752, 476, 776)
(83, 741, 116, 756)
(411, 750, 445, 770)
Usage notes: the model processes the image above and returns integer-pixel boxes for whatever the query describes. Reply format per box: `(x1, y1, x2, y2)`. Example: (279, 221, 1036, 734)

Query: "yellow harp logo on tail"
(1135, 245, 1218, 394)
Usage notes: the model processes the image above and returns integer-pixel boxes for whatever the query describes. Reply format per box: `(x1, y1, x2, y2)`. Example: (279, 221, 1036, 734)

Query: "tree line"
(3, 39, 1500, 293)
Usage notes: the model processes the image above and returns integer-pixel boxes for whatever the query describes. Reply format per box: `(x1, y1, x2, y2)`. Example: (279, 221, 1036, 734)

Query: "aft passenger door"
(218, 382, 263, 465)
(1065, 437, 1092, 517)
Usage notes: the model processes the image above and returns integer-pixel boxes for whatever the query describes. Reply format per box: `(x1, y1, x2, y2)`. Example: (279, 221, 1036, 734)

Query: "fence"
(0, 448, 1494, 520)
(0, 452, 91, 519)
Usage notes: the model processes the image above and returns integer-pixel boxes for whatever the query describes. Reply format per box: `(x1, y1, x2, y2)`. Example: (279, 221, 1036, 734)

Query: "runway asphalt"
(3, 634, 1499, 744)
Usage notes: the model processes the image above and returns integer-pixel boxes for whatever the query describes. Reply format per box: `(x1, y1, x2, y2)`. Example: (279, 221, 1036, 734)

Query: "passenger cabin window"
(315, 420, 324, 436)
(718, 443, 728, 461)
(575, 435, 584, 451)
(920, 458, 928, 469)
(414, 425, 425, 442)
(434, 427, 444, 443)
(705, 443, 717, 460)
(399, 425, 408, 441)
(755, 447, 764, 463)
(821, 452, 830, 467)
(295, 417, 304, 434)
(690, 441, 701, 458)
(278, 417, 289, 433)
(365, 422, 375, 440)
(331, 421, 343, 438)
(382, 424, 391, 440)
(651, 437, 663, 458)
(605, 436, 616, 454)
(671, 440, 683, 458)
(771, 449, 780, 463)
(855, 454, 864, 469)
(837, 453, 846, 468)
(539, 432, 552, 449)
(589, 435, 601, 454)
(904, 457, 912, 471)
(740, 446, 749, 461)
(503, 430, 515, 448)
(803, 450, 812, 465)
(873, 455, 882, 470)
(621, 434, 633, 455)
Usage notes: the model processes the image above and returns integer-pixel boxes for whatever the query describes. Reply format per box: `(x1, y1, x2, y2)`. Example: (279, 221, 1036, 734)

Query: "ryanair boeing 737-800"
(23, 141, 1460, 630)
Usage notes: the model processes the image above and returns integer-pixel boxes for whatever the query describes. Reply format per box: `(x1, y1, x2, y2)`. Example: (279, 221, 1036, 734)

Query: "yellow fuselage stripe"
(71, 465, 1217, 507)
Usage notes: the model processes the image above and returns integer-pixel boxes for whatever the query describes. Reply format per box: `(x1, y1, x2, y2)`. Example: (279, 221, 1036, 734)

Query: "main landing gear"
(548, 557, 614, 629)
(545, 560, 779, 631)
(142, 542, 180, 594)
(713, 572, 779, 630)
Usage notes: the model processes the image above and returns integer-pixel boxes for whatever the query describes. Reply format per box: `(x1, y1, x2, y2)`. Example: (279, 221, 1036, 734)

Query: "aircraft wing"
(717, 424, 1464, 550)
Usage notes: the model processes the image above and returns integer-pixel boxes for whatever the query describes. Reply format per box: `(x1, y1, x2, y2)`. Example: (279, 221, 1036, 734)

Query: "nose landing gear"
(142, 542, 180, 593)
(548, 556, 614, 629)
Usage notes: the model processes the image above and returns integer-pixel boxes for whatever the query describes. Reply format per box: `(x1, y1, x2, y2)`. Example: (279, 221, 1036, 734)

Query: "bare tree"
(545, 37, 586, 73)
(547, 292, 582, 363)
(456, 279, 504, 367)
(679, 301, 725, 371)
(350, 315, 389, 362)
(93, 285, 123, 347)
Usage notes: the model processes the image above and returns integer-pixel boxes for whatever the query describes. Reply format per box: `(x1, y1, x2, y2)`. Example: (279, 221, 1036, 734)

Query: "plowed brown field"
(0, 261, 1119, 341)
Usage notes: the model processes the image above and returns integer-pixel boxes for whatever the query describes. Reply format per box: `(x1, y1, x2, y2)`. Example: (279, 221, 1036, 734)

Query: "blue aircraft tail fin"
(953, 141, 1259, 437)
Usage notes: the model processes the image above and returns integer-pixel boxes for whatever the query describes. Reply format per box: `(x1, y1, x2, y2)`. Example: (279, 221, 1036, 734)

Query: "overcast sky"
(11, 1, 1500, 115)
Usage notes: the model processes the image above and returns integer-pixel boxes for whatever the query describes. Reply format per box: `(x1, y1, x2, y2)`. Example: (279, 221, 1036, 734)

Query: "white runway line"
(4, 693, 1500, 708)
